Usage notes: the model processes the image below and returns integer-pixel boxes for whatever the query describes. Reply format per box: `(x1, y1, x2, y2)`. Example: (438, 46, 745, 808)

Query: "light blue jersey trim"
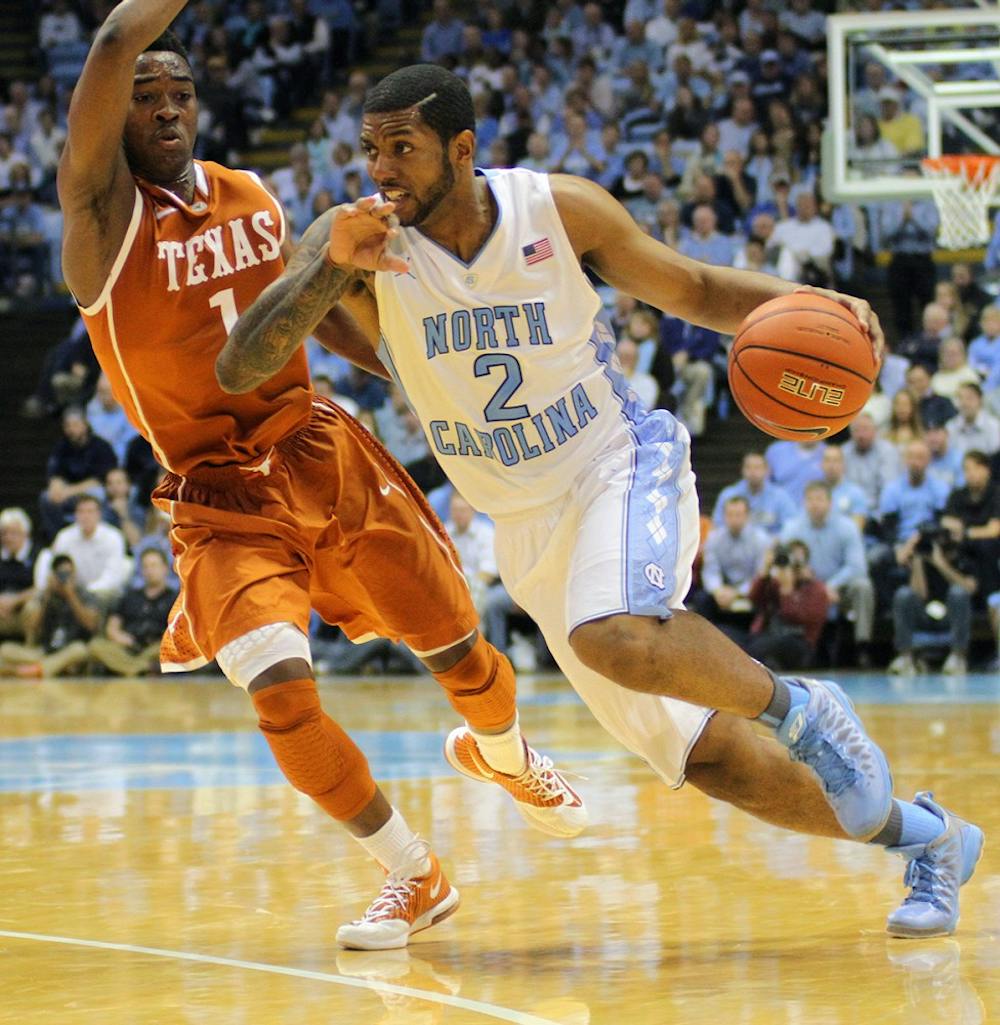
(410, 169, 503, 270)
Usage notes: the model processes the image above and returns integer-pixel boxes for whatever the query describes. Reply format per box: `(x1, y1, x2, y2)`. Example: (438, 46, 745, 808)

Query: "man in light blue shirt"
(842, 413, 901, 513)
(678, 205, 736, 267)
(420, 0, 464, 63)
(820, 445, 869, 531)
(713, 451, 797, 536)
(766, 438, 826, 502)
(879, 439, 951, 544)
(782, 481, 875, 658)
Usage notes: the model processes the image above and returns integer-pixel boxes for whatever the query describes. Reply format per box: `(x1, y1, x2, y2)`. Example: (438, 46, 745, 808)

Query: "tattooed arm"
(216, 209, 353, 394)
(217, 196, 405, 394)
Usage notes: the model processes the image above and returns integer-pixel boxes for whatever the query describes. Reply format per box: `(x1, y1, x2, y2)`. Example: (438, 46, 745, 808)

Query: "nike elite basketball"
(728, 293, 878, 440)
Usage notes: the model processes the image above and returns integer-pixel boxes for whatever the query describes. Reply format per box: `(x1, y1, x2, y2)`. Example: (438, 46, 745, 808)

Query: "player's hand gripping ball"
(728, 291, 880, 440)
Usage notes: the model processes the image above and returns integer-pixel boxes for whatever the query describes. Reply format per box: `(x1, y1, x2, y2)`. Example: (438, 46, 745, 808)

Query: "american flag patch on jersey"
(522, 237, 553, 265)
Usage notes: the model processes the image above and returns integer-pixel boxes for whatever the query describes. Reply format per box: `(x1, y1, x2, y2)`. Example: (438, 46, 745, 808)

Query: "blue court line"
(0, 728, 613, 795)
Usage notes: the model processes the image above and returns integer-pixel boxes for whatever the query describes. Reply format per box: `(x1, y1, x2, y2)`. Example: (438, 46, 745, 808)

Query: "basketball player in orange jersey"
(57, 5, 585, 951)
(221, 65, 983, 939)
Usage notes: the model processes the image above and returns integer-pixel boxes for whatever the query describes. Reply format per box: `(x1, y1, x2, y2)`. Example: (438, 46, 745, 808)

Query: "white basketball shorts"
(493, 410, 714, 787)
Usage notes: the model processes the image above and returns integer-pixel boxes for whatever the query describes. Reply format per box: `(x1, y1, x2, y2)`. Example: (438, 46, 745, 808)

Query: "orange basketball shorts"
(153, 399, 477, 672)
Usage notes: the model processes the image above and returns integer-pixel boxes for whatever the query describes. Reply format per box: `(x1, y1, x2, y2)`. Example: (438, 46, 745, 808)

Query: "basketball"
(727, 292, 878, 440)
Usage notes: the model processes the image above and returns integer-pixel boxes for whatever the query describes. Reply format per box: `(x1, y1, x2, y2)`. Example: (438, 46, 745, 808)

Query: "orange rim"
(921, 155, 1000, 178)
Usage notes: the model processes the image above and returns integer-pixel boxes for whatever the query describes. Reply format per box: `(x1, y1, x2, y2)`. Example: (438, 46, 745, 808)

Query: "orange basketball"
(727, 292, 878, 440)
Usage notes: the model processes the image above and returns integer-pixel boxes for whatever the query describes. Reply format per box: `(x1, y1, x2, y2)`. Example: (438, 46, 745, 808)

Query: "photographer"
(0, 554, 99, 678)
(940, 451, 1000, 600)
(888, 520, 977, 676)
(747, 540, 830, 671)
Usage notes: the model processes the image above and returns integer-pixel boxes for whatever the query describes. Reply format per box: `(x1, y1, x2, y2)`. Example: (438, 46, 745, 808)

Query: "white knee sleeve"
(215, 622, 312, 690)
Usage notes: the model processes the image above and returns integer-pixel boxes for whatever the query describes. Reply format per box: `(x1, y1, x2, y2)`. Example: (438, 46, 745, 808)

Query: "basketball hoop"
(920, 155, 1000, 249)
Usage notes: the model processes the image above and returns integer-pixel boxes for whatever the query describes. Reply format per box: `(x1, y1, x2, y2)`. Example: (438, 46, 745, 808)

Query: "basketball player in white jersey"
(220, 65, 982, 937)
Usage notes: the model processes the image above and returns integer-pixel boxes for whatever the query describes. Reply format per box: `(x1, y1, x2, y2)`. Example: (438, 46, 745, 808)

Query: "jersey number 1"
(209, 287, 239, 335)
(474, 354, 529, 422)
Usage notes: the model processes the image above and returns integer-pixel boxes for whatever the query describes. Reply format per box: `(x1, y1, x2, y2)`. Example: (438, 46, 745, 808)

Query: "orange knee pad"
(251, 678, 376, 821)
(432, 635, 516, 730)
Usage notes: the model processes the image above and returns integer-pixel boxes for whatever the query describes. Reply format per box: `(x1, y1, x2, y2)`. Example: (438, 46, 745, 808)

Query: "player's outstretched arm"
(218, 197, 405, 393)
(58, 0, 189, 302)
(551, 174, 883, 359)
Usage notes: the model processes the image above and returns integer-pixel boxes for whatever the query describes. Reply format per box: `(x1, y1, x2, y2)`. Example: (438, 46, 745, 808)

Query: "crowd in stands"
(3, 0, 1000, 677)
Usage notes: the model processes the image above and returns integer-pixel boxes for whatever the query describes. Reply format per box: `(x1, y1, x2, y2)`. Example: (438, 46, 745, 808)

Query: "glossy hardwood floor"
(1, 672, 997, 1025)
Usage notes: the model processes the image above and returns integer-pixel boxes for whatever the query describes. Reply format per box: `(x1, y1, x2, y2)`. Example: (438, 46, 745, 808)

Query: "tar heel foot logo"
(644, 563, 666, 589)
(778, 371, 846, 408)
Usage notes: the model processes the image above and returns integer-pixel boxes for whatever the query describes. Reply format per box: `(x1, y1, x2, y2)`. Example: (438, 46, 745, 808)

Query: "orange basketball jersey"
(79, 160, 311, 474)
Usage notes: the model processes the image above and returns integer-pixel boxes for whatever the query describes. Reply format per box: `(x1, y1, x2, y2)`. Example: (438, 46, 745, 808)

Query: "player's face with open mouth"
(123, 52, 198, 183)
(361, 110, 457, 227)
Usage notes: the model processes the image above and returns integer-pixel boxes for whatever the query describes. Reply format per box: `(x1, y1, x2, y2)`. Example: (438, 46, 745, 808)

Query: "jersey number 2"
(474, 354, 529, 422)
(209, 287, 239, 335)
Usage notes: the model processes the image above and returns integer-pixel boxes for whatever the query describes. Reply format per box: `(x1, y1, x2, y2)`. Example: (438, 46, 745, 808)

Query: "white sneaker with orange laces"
(336, 839, 460, 951)
(445, 727, 587, 838)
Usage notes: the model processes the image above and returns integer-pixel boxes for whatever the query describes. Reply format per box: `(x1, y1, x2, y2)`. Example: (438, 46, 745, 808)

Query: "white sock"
(470, 714, 527, 775)
(356, 809, 430, 876)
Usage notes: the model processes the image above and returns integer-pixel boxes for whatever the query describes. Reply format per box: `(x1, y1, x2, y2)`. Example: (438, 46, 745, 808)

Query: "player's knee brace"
(216, 622, 312, 691)
(432, 634, 516, 730)
(251, 678, 375, 821)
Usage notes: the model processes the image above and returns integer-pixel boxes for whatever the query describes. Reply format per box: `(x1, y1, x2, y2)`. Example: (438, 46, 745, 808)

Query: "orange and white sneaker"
(336, 839, 460, 951)
(444, 727, 587, 838)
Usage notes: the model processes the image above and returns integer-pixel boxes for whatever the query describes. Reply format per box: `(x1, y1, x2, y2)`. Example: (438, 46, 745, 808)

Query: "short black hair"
(363, 64, 475, 146)
(52, 554, 74, 571)
(144, 28, 191, 69)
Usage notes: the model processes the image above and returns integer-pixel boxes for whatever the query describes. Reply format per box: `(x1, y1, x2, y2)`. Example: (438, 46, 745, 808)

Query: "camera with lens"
(914, 520, 952, 556)
(772, 543, 793, 568)
(54, 565, 73, 583)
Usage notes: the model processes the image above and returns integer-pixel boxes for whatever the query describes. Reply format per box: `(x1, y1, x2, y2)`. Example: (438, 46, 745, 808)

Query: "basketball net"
(920, 155, 1000, 250)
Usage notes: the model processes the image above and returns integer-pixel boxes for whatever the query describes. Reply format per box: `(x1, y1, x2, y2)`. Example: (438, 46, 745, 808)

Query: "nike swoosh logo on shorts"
(429, 876, 442, 899)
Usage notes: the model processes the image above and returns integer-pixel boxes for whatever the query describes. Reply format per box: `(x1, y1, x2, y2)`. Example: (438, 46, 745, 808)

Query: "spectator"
(0, 186, 50, 297)
(951, 263, 993, 333)
(781, 480, 875, 664)
(374, 386, 445, 494)
(772, 190, 834, 284)
(842, 412, 902, 513)
(645, 0, 682, 49)
(932, 338, 979, 402)
(0, 508, 39, 644)
(712, 451, 797, 536)
(883, 388, 924, 451)
(86, 372, 138, 464)
(905, 362, 955, 428)
(925, 421, 965, 492)
(871, 195, 938, 339)
(39, 0, 83, 48)
(615, 337, 659, 410)
(765, 438, 826, 503)
(747, 539, 829, 671)
(968, 305, 1000, 380)
(947, 382, 1000, 459)
(934, 281, 970, 342)
(873, 439, 951, 608)
(88, 548, 177, 677)
(678, 204, 735, 267)
(751, 51, 791, 119)
(0, 554, 98, 679)
(39, 407, 118, 542)
(889, 527, 976, 677)
(716, 98, 758, 160)
(421, 0, 465, 64)
(45, 495, 131, 608)
(692, 495, 769, 635)
(102, 467, 145, 549)
(820, 445, 869, 531)
(550, 111, 606, 180)
(877, 87, 924, 157)
(897, 303, 951, 373)
(779, 0, 825, 48)
(941, 450, 1000, 602)
(444, 492, 497, 616)
(850, 114, 899, 175)
(659, 315, 721, 438)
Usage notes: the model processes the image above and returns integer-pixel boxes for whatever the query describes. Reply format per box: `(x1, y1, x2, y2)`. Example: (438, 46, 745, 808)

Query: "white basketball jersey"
(375, 167, 672, 516)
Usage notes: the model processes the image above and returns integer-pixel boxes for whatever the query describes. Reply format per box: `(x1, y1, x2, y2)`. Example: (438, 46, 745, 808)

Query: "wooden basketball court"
(2, 672, 997, 1024)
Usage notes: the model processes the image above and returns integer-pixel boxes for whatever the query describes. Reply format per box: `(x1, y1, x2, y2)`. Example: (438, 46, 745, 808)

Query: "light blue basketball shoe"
(886, 792, 984, 939)
(776, 677, 893, 839)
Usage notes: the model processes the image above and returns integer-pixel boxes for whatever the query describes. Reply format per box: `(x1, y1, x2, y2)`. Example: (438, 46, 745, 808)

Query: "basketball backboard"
(824, 4, 1000, 205)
